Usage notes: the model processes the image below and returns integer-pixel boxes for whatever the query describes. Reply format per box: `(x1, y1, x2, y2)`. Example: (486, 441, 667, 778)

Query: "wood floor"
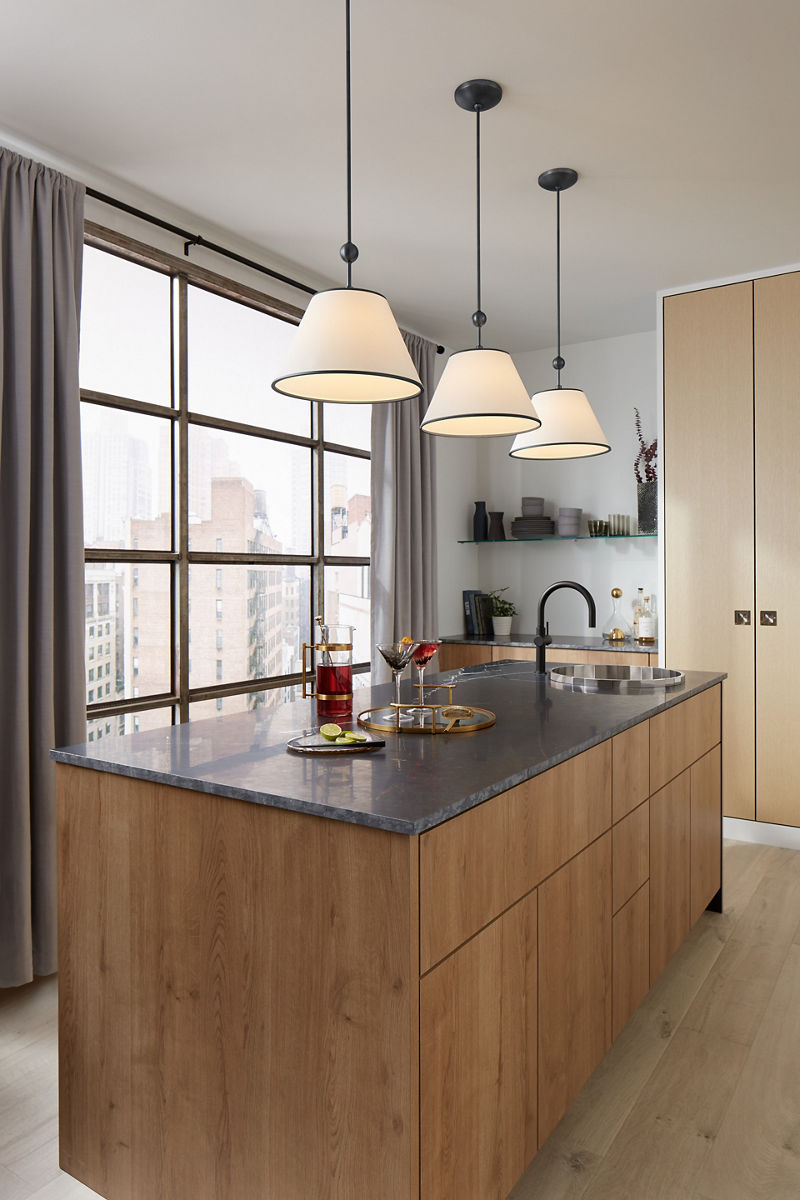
(1, 840, 799, 1200)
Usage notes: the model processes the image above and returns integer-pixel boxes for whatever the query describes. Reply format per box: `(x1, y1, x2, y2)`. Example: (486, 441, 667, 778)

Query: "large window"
(80, 229, 371, 734)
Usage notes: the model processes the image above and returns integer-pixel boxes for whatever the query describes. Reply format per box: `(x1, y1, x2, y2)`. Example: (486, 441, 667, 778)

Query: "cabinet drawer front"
(613, 883, 650, 1041)
(650, 685, 721, 793)
(612, 722, 650, 822)
(420, 742, 611, 971)
(437, 643, 492, 671)
(612, 800, 649, 915)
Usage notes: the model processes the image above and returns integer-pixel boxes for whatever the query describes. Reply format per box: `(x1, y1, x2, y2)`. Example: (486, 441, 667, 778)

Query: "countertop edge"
(51, 673, 725, 836)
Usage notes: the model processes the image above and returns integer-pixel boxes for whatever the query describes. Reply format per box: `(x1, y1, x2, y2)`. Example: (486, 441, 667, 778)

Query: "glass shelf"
(457, 534, 658, 544)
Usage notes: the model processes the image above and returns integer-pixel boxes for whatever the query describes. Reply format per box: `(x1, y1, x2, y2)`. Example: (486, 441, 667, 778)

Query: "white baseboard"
(724, 816, 800, 851)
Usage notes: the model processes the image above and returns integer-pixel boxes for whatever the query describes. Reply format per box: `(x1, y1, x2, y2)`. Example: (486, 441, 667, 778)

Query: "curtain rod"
(85, 185, 445, 352)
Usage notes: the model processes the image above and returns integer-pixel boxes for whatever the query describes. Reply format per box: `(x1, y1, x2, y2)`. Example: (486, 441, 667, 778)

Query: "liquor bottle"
(632, 587, 645, 639)
(638, 596, 656, 643)
(602, 588, 632, 641)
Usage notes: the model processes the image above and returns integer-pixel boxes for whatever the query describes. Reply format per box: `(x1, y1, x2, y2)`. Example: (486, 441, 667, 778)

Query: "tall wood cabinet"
(663, 272, 800, 827)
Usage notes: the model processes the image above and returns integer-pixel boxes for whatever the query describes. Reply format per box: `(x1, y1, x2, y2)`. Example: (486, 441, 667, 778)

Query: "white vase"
(492, 615, 513, 636)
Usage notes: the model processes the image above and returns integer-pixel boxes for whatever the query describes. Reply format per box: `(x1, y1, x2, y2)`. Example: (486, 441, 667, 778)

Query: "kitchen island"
(53, 661, 724, 1200)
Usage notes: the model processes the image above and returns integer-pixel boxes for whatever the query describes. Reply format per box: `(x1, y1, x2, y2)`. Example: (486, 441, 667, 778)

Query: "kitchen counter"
(54, 665, 724, 1200)
(441, 633, 658, 653)
(52, 660, 715, 835)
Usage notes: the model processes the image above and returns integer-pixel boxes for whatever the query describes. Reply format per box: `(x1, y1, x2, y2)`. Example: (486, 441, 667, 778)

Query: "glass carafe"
(602, 587, 632, 641)
(302, 616, 354, 717)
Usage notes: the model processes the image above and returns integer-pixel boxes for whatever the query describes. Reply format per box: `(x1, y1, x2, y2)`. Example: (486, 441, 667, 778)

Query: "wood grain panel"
(663, 284, 755, 819)
(612, 721, 650, 822)
(754, 272, 800, 828)
(649, 685, 721, 794)
(57, 764, 419, 1200)
(437, 643, 493, 671)
(612, 883, 650, 1041)
(538, 833, 612, 1145)
(690, 745, 722, 925)
(695, 944, 800, 1200)
(420, 891, 537, 1200)
(612, 800, 649, 915)
(649, 771, 691, 985)
(420, 742, 612, 971)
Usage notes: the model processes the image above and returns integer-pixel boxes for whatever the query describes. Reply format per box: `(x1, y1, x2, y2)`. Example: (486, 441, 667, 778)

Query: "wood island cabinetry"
(57, 684, 722, 1200)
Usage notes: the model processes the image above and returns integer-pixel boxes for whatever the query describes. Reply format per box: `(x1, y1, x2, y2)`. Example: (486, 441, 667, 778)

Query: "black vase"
(488, 511, 505, 540)
(637, 481, 657, 535)
(473, 500, 489, 541)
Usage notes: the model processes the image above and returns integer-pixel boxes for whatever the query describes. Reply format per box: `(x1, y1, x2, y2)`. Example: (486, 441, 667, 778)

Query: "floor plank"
(694, 942, 800, 1200)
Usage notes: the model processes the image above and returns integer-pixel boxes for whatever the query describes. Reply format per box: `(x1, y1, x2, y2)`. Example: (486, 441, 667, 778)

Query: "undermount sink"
(549, 664, 685, 694)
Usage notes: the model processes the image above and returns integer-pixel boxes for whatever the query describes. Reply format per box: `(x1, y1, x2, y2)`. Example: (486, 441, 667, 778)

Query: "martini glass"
(376, 641, 419, 716)
(412, 640, 440, 711)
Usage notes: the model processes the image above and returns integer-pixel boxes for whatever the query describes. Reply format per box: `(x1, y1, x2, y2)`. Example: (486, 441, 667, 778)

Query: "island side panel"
(57, 764, 420, 1200)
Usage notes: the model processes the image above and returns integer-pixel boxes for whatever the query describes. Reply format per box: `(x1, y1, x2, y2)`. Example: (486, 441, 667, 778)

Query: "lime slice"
(344, 731, 367, 742)
(319, 723, 343, 741)
(335, 736, 352, 744)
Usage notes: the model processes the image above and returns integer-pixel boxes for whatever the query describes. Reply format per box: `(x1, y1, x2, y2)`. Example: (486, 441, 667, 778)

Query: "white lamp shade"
(420, 348, 541, 437)
(272, 288, 422, 403)
(509, 388, 610, 459)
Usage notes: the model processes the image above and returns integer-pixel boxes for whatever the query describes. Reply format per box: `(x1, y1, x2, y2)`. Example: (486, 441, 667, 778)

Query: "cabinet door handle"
(760, 610, 778, 626)
(734, 610, 751, 625)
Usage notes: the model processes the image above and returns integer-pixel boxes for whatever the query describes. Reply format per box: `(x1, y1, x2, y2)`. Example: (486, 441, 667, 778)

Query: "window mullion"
(177, 275, 190, 723)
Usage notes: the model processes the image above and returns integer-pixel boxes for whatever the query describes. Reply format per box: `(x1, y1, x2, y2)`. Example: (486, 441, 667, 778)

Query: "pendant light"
(509, 169, 610, 459)
(420, 80, 540, 438)
(272, 0, 421, 404)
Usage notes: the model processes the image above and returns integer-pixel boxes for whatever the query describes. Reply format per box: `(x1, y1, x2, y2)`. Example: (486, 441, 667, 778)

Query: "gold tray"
(357, 702, 495, 736)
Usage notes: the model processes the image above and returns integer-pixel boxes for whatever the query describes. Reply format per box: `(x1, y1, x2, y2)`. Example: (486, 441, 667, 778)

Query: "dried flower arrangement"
(634, 407, 657, 483)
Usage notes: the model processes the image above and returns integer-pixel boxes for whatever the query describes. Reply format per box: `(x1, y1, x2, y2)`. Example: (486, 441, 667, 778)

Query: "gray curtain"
(0, 148, 85, 987)
(370, 331, 438, 683)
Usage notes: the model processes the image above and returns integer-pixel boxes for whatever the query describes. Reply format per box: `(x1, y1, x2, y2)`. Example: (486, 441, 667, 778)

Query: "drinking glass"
(412, 640, 440, 705)
(376, 641, 419, 712)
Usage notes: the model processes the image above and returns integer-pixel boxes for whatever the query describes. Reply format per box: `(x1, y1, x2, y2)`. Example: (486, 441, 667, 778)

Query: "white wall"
(435, 330, 659, 637)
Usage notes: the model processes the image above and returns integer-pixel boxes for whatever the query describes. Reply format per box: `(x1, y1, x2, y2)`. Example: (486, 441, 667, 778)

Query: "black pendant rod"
(555, 186, 562, 386)
(339, 0, 359, 287)
(474, 107, 483, 348)
(538, 167, 578, 388)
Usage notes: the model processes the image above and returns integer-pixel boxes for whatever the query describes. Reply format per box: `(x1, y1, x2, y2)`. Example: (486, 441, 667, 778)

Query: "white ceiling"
(3, 0, 800, 352)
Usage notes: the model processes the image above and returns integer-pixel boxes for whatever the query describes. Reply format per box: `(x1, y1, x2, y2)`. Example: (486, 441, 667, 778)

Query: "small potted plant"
(488, 587, 517, 636)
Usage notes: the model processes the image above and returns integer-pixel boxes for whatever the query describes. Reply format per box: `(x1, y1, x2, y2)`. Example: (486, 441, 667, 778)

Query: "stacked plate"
(521, 496, 544, 517)
(557, 506, 582, 536)
(511, 515, 555, 538)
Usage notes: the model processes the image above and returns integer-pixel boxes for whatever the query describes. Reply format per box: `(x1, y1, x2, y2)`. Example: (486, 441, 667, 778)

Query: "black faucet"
(534, 580, 597, 673)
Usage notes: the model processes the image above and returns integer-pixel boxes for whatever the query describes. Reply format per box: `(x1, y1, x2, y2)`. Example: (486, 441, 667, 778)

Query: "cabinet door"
(538, 833, 612, 1145)
(649, 770, 690, 984)
(613, 883, 650, 1041)
(663, 285, 755, 819)
(754, 272, 800, 827)
(420, 891, 537, 1200)
(437, 643, 492, 671)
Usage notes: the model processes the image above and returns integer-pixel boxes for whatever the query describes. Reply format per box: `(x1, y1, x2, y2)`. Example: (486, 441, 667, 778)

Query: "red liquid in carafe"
(316, 664, 353, 716)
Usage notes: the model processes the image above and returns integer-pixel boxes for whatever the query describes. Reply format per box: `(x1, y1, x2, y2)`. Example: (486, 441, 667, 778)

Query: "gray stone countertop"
(440, 634, 658, 654)
(51, 661, 721, 837)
